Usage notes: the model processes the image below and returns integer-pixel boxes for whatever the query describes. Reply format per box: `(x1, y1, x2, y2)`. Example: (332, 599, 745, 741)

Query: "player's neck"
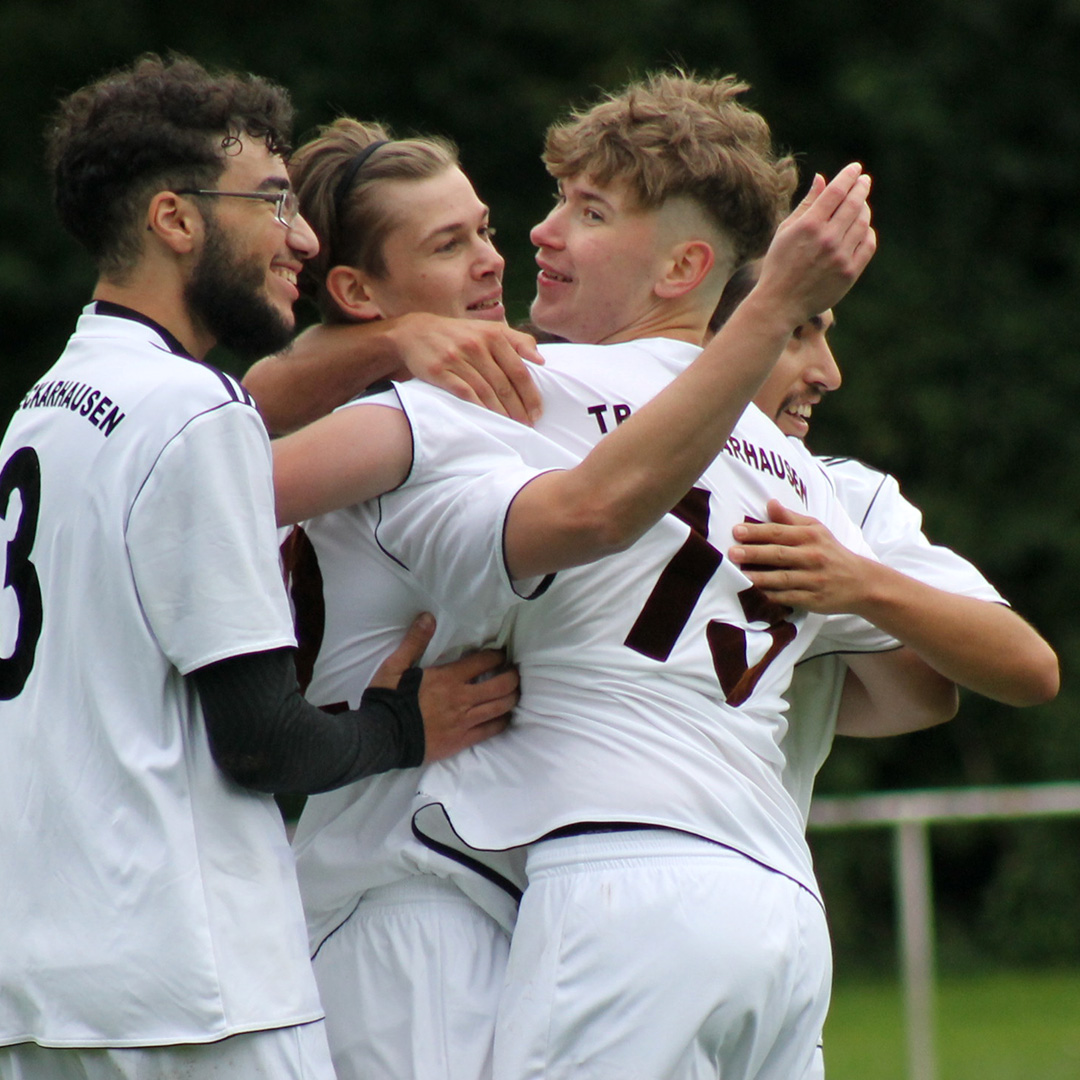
(94, 276, 212, 360)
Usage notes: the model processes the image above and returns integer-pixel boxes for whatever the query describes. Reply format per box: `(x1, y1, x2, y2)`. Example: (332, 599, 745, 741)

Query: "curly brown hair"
(288, 117, 459, 322)
(45, 52, 295, 276)
(543, 71, 797, 267)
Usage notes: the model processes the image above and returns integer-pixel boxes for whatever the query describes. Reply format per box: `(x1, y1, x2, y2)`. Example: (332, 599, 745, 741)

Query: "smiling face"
(184, 135, 319, 356)
(528, 174, 670, 345)
(357, 166, 505, 322)
(752, 309, 840, 439)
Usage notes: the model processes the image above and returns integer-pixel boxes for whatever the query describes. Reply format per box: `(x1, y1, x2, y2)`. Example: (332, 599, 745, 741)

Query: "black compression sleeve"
(190, 647, 425, 794)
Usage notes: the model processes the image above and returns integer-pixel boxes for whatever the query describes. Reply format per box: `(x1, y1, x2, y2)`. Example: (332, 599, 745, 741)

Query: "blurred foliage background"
(2, 0, 1078, 973)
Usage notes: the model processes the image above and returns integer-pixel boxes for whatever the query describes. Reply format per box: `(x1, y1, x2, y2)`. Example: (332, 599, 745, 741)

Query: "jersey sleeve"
(856, 469, 1006, 603)
(801, 463, 902, 658)
(371, 385, 559, 619)
(126, 402, 296, 674)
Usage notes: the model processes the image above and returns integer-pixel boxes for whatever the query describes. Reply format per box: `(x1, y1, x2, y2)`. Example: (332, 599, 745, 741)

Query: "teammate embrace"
(0, 54, 1056, 1080)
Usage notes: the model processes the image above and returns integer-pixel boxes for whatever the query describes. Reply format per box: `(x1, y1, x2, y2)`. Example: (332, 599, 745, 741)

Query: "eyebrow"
(419, 206, 490, 246)
(256, 176, 291, 193)
(577, 187, 615, 212)
(559, 180, 614, 212)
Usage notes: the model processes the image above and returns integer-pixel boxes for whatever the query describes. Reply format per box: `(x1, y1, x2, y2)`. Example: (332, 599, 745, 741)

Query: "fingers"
(500, 330, 545, 423)
(786, 172, 827, 222)
(368, 612, 436, 689)
(440, 368, 508, 416)
(457, 673, 520, 725)
(447, 714, 511, 755)
(729, 540, 812, 570)
(418, 654, 520, 762)
(440, 647, 512, 683)
(425, 324, 544, 426)
(765, 498, 814, 526)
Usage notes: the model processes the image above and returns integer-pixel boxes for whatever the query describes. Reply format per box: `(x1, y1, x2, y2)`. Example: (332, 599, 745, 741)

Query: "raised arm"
(273, 165, 877, 575)
(502, 164, 876, 578)
(244, 312, 543, 434)
(730, 499, 1060, 707)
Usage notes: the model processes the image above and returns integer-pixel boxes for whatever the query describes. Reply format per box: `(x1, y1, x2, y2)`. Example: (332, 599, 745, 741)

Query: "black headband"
(333, 140, 390, 222)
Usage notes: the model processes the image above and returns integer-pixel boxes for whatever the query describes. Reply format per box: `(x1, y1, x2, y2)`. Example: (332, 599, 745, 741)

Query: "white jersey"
(780, 455, 1007, 824)
(367, 338, 898, 902)
(0, 305, 321, 1047)
(288, 461, 538, 947)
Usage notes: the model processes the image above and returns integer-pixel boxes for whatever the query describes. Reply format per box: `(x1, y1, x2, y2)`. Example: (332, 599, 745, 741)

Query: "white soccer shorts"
(0, 1020, 334, 1080)
(312, 874, 511, 1080)
(493, 829, 831, 1080)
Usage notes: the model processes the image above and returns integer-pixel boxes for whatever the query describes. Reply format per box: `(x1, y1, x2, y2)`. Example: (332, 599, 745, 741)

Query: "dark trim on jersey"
(369, 383, 419, 570)
(357, 377, 396, 399)
(411, 814, 524, 904)
(124, 398, 262, 534)
(90, 300, 256, 409)
(540, 824, 827, 910)
(817, 454, 889, 529)
(310, 894, 365, 962)
(91, 300, 194, 359)
(793, 640, 903, 667)
(199, 364, 255, 408)
(504, 472, 562, 601)
(374, 496, 411, 571)
(539, 821, 664, 840)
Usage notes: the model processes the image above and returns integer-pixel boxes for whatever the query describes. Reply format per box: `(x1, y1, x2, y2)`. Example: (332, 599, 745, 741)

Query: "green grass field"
(824, 970, 1080, 1079)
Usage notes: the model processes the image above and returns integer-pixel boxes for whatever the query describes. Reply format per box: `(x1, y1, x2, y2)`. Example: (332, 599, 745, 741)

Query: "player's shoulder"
(535, 337, 696, 385)
(812, 454, 903, 529)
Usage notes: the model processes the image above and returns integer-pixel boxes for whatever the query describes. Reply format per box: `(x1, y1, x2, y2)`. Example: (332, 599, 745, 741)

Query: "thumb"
(369, 612, 436, 689)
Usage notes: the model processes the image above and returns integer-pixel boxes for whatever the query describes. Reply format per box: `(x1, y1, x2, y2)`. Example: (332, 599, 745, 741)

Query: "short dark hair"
(45, 53, 295, 275)
(707, 259, 761, 338)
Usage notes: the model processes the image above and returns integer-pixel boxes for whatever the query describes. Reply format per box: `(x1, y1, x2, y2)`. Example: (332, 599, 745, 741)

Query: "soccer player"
(259, 112, 879, 1080)
(270, 72, 886, 1080)
(0, 54, 521, 1080)
(709, 262, 1058, 820)
(271, 116, 533, 1080)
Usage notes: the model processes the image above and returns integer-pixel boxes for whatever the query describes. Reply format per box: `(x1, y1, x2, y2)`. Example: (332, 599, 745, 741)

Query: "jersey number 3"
(0, 447, 43, 699)
(624, 488, 795, 706)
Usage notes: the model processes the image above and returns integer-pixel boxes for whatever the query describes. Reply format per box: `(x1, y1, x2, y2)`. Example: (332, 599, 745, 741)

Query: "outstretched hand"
(756, 162, 877, 328)
(388, 312, 545, 425)
(728, 499, 872, 613)
(369, 613, 518, 762)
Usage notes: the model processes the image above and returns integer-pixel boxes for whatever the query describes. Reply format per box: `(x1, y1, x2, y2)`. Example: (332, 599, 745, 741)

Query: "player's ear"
(326, 265, 385, 320)
(654, 239, 715, 300)
(146, 191, 201, 256)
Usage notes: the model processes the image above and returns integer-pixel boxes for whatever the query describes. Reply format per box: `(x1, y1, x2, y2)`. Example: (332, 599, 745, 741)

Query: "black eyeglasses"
(175, 188, 301, 227)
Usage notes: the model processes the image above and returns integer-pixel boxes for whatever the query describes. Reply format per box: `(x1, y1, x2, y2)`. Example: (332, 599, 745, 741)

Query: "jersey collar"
(90, 300, 195, 360)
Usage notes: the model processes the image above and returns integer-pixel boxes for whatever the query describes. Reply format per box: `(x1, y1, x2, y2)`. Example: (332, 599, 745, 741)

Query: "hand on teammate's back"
(369, 613, 517, 762)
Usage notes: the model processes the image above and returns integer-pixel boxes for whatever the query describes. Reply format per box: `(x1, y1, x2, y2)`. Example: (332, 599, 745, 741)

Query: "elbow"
(557, 497, 647, 563)
(1007, 646, 1061, 707)
(910, 677, 959, 733)
(915, 679, 959, 731)
(575, 503, 647, 561)
(941, 684, 961, 724)
(211, 747, 279, 793)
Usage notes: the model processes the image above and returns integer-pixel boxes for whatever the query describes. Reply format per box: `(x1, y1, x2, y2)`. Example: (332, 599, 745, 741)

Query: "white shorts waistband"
(526, 827, 746, 875)
(360, 874, 472, 909)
